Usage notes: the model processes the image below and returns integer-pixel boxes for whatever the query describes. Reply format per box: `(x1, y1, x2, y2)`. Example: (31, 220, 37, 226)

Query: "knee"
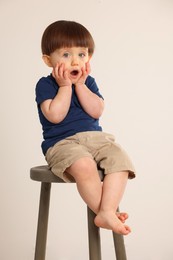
(67, 157, 97, 180)
(79, 157, 96, 173)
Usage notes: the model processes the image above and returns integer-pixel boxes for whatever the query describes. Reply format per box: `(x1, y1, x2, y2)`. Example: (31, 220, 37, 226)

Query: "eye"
(79, 53, 86, 58)
(63, 52, 70, 58)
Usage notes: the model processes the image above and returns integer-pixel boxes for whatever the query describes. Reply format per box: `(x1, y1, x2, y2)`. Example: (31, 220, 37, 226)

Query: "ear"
(42, 55, 53, 67)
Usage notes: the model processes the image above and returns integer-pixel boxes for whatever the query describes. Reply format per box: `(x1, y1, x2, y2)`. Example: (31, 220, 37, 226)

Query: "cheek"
(52, 59, 69, 70)
(58, 59, 70, 70)
(51, 58, 59, 68)
(80, 59, 88, 68)
(84, 57, 90, 65)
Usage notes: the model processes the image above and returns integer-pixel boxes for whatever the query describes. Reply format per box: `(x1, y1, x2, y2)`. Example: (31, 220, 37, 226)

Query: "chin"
(71, 78, 79, 84)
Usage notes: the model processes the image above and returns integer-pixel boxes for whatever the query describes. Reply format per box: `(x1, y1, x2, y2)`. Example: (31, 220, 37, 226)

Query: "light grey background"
(1, 0, 173, 259)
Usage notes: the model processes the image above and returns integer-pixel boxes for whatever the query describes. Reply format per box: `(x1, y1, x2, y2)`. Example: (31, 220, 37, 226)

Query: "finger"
(81, 66, 86, 75)
(78, 69, 83, 78)
(53, 63, 60, 78)
(86, 62, 91, 74)
(63, 69, 69, 79)
(58, 63, 64, 78)
(81, 66, 87, 77)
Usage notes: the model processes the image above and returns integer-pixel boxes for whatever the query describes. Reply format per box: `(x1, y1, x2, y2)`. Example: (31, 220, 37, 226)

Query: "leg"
(34, 182, 51, 260)
(66, 157, 103, 214)
(94, 171, 131, 235)
(66, 158, 130, 235)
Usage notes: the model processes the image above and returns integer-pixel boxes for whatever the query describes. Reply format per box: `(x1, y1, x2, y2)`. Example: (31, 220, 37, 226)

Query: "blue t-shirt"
(35, 74, 103, 155)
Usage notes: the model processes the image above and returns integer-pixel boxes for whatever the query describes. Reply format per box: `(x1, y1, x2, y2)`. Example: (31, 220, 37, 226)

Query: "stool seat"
(30, 165, 104, 183)
(30, 165, 66, 183)
(30, 165, 127, 260)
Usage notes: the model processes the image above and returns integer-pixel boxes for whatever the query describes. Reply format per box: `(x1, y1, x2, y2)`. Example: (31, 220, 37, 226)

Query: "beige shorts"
(45, 131, 135, 182)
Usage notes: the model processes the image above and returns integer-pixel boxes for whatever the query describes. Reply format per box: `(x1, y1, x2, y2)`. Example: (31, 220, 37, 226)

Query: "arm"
(75, 63, 104, 119)
(40, 86, 72, 124)
(75, 84, 104, 119)
(40, 63, 72, 124)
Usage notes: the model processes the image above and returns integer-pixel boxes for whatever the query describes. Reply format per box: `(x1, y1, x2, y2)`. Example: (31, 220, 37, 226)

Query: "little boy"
(36, 20, 135, 235)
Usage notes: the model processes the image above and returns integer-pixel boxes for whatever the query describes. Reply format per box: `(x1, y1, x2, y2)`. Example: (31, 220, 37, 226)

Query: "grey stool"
(30, 165, 127, 260)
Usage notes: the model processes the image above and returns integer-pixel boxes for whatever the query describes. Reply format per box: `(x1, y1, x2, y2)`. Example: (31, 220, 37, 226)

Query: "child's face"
(43, 46, 91, 83)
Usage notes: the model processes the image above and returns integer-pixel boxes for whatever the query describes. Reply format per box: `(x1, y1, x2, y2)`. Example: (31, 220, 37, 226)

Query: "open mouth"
(70, 70, 79, 76)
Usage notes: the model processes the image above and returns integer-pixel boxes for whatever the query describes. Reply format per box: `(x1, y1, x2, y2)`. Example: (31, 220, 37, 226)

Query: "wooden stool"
(30, 165, 127, 260)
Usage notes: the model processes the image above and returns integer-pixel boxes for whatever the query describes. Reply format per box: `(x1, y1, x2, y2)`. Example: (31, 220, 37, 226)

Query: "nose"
(71, 55, 79, 66)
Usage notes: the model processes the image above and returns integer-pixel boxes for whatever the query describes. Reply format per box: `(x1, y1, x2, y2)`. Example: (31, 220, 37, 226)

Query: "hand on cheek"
(52, 63, 72, 87)
(76, 62, 91, 86)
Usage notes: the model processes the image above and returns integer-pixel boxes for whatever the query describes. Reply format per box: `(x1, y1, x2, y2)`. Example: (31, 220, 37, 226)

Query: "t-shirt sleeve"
(85, 76, 104, 99)
(35, 77, 57, 105)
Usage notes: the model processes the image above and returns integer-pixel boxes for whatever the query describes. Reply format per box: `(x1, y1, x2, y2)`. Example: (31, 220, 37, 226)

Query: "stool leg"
(34, 182, 51, 260)
(112, 232, 127, 260)
(112, 207, 127, 260)
(87, 207, 102, 260)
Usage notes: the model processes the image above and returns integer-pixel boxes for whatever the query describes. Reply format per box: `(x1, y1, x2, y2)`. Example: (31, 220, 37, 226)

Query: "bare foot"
(94, 211, 131, 235)
(116, 212, 128, 223)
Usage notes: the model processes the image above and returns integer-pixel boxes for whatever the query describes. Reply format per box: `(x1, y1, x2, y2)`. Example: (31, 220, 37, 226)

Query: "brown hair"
(41, 20, 95, 56)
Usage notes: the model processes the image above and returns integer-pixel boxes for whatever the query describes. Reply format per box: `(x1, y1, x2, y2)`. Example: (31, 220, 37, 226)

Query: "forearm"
(75, 84, 104, 119)
(41, 86, 72, 123)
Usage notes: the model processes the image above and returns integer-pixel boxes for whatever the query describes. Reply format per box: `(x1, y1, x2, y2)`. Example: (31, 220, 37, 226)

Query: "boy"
(36, 20, 135, 235)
